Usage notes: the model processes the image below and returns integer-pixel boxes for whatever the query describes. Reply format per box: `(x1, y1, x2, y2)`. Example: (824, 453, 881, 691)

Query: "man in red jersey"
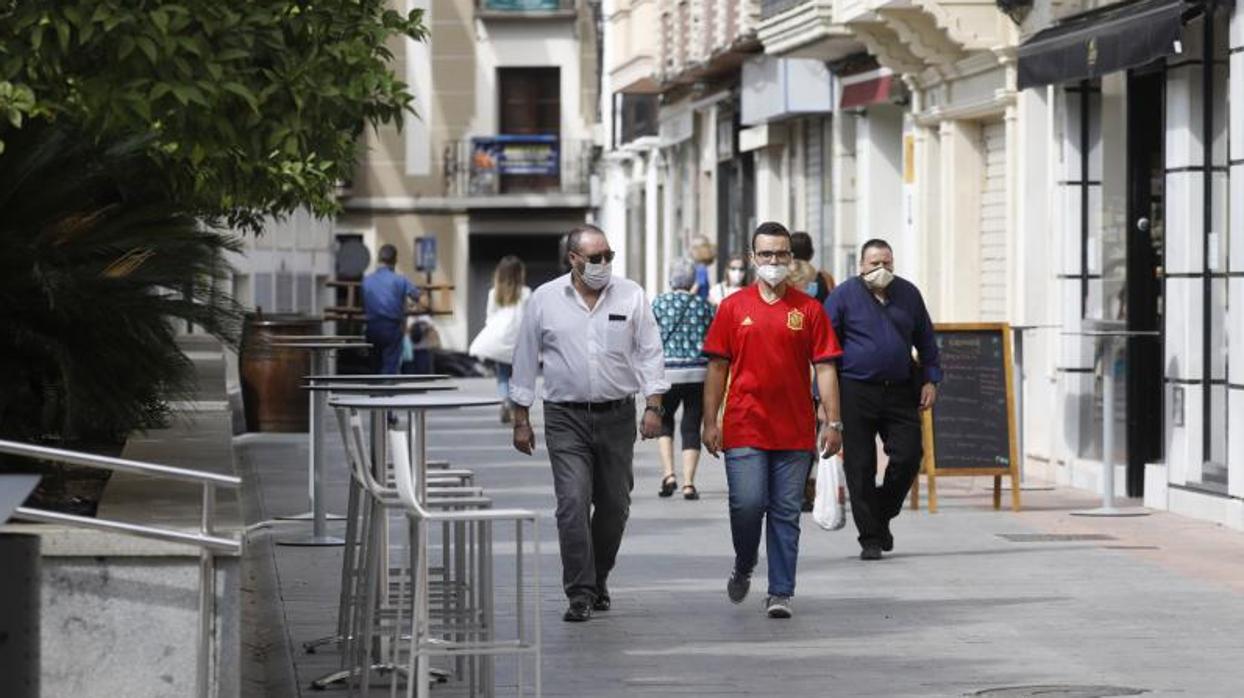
(701, 221, 843, 619)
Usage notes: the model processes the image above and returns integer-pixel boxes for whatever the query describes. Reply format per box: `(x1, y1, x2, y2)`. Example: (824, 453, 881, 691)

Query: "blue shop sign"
(470, 135, 560, 177)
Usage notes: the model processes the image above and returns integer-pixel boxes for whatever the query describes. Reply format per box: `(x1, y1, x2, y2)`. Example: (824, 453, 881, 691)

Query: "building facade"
(1015, 0, 1241, 528)
(601, 0, 766, 292)
(341, 0, 600, 349)
(599, 0, 1244, 530)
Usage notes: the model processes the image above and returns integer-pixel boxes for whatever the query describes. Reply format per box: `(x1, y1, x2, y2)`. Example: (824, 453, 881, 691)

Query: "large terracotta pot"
(239, 313, 321, 432)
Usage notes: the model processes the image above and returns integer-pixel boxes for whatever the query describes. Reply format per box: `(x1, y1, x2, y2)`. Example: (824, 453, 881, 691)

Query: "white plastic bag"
(811, 453, 847, 531)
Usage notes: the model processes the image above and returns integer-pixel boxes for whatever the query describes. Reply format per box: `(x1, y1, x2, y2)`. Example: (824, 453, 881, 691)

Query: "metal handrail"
(12, 506, 241, 553)
(0, 437, 241, 698)
(0, 439, 242, 488)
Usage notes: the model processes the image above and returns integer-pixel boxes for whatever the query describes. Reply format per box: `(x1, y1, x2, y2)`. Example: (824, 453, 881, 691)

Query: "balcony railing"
(443, 136, 593, 200)
(761, 0, 804, 19)
(476, 0, 577, 18)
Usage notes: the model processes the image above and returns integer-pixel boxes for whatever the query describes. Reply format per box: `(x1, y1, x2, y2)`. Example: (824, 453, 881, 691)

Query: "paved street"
(237, 379, 1244, 698)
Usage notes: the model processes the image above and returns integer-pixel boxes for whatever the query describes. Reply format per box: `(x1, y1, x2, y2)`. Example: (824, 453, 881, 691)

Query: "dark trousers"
(544, 400, 637, 601)
(659, 381, 704, 450)
(841, 378, 923, 548)
(365, 319, 404, 374)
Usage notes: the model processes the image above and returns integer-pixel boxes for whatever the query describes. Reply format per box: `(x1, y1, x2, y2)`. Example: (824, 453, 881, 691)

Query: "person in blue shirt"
(362, 244, 421, 374)
(689, 235, 716, 302)
(823, 239, 941, 561)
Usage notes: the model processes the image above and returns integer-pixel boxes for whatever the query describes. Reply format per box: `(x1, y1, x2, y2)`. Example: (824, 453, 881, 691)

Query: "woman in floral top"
(651, 259, 716, 499)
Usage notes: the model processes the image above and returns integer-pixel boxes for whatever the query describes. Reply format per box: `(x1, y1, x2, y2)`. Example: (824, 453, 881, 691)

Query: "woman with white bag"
(468, 255, 531, 424)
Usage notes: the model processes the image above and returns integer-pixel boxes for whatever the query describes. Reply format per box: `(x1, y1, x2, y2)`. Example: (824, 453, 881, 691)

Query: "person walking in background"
(702, 222, 843, 619)
(468, 255, 531, 424)
(689, 234, 717, 301)
(510, 224, 668, 623)
(709, 254, 748, 306)
(790, 231, 836, 304)
(362, 243, 420, 375)
(651, 259, 715, 500)
(824, 239, 940, 561)
(789, 231, 838, 511)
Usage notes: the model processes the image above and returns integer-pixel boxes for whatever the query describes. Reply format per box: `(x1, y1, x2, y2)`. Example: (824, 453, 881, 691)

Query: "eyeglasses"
(575, 250, 615, 264)
(753, 250, 792, 263)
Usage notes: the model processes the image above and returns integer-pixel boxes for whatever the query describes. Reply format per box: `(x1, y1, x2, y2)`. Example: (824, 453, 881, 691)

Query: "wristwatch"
(826, 420, 844, 433)
(644, 405, 666, 417)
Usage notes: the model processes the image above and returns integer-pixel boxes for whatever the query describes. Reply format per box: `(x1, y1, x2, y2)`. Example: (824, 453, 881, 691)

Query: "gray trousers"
(544, 400, 637, 601)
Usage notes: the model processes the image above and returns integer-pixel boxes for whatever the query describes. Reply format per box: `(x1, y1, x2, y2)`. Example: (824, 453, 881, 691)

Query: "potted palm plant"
(0, 125, 242, 514)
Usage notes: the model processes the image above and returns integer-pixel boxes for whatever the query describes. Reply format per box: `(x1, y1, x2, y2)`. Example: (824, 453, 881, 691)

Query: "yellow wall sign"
(903, 134, 915, 184)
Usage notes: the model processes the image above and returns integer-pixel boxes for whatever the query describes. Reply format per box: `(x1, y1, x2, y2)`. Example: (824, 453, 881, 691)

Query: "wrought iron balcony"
(761, 0, 805, 19)
(443, 135, 593, 204)
(476, 0, 578, 19)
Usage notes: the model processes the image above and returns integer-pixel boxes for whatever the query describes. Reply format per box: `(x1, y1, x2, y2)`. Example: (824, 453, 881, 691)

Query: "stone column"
(936, 118, 982, 322)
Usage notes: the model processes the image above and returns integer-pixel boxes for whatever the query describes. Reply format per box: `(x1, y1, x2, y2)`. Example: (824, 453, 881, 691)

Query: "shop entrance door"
(1124, 68, 1165, 496)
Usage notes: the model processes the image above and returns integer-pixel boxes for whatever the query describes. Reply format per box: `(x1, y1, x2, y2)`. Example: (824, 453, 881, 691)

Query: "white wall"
(227, 208, 335, 315)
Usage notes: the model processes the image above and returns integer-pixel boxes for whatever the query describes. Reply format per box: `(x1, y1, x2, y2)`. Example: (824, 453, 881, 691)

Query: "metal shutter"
(979, 120, 1007, 321)
(804, 118, 824, 238)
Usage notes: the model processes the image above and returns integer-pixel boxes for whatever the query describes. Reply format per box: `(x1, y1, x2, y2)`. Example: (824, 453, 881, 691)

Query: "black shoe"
(658, 474, 677, 497)
(860, 545, 883, 561)
(563, 598, 592, 622)
(592, 594, 611, 612)
(881, 523, 894, 552)
(726, 569, 751, 604)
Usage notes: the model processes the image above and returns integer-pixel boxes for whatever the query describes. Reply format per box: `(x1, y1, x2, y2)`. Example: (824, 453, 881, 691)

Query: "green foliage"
(0, 0, 427, 229)
(0, 124, 244, 443)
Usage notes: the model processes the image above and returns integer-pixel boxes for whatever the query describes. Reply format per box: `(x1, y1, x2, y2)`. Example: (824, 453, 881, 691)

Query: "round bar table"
(303, 383, 457, 396)
(1062, 328, 1159, 517)
(305, 373, 450, 383)
(269, 338, 371, 546)
(325, 393, 500, 692)
(298, 380, 461, 662)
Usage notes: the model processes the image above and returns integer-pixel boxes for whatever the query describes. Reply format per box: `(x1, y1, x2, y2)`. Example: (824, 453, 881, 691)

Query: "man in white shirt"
(510, 224, 668, 622)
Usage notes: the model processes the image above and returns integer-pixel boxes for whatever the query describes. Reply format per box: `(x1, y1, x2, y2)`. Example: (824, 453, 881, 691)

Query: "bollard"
(0, 533, 40, 698)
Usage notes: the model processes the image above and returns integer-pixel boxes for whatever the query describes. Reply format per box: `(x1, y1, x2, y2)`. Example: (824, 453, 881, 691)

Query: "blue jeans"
(724, 448, 813, 597)
(495, 362, 512, 401)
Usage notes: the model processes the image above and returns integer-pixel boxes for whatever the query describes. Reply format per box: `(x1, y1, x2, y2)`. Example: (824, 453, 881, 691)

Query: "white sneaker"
(765, 595, 792, 619)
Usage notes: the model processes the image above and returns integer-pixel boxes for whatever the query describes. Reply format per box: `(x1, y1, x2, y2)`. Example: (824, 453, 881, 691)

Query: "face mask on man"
(578, 259, 613, 290)
(862, 266, 895, 290)
(756, 263, 790, 287)
(727, 268, 745, 285)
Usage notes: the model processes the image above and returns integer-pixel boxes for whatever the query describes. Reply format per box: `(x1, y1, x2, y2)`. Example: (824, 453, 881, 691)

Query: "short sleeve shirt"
(702, 285, 842, 451)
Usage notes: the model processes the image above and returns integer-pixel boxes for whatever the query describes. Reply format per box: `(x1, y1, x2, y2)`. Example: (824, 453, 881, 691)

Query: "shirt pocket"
(605, 315, 631, 354)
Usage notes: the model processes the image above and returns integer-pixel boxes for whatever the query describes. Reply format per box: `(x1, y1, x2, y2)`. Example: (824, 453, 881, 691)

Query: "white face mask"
(756, 263, 790, 287)
(726, 268, 745, 285)
(579, 261, 613, 290)
(862, 266, 895, 290)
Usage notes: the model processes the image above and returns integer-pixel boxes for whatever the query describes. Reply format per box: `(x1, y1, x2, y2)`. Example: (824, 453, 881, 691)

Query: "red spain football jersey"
(702, 284, 842, 451)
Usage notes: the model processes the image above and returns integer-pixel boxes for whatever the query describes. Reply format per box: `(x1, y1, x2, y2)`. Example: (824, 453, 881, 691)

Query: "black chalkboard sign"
(914, 323, 1020, 512)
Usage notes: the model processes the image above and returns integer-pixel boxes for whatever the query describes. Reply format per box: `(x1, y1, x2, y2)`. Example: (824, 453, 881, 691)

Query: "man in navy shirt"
(823, 239, 941, 560)
(362, 244, 421, 374)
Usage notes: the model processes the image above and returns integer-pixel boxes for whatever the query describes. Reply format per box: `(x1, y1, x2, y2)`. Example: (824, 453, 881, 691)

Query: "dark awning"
(1016, 0, 1225, 90)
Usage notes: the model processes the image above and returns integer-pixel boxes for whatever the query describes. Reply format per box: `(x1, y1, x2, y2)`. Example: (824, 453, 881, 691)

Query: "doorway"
(497, 67, 560, 193)
(1124, 68, 1165, 496)
(467, 233, 564, 341)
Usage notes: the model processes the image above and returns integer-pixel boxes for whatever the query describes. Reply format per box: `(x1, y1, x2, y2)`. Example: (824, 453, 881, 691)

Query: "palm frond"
(0, 123, 243, 442)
